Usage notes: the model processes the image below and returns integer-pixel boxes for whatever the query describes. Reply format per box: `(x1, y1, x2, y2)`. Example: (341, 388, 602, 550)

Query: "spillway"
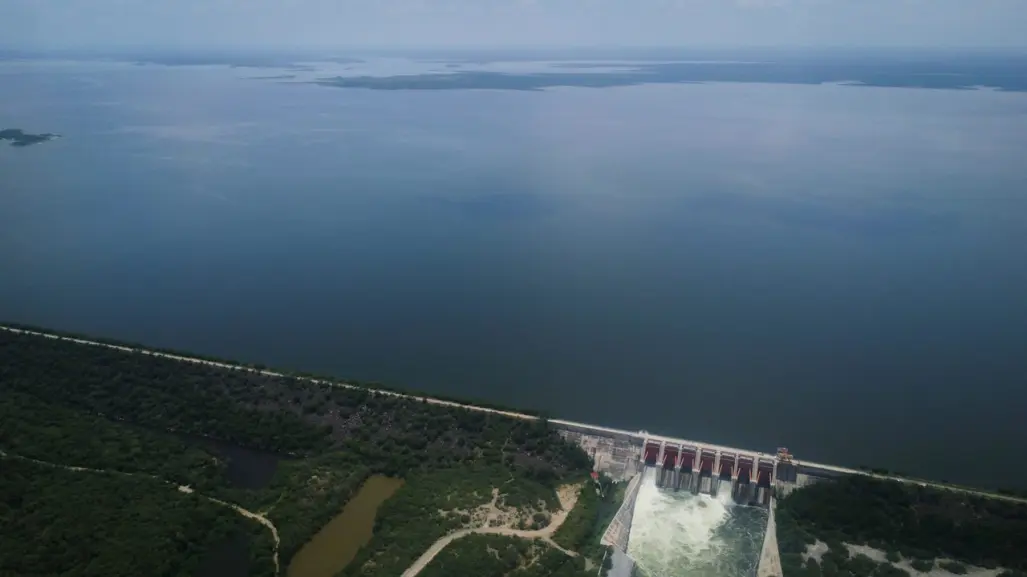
(627, 468, 768, 577)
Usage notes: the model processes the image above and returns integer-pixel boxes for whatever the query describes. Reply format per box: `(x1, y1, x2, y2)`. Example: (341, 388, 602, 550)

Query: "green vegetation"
(777, 475, 1027, 577)
(0, 458, 275, 577)
(939, 562, 968, 575)
(2, 322, 547, 417)
(0, 128, 58, 147)
(0, 391, 228, 490)
(0, 327, 593, 576)
(234, 454, 372, 564)
(552, 476, 622, 564)
(910, 559, 935, 572)
(340, 465, 561, 577)
(419, 534, 594, 577)
(779, 541, 911, 577)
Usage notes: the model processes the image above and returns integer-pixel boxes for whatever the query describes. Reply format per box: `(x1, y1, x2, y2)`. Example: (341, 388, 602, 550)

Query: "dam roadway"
(2, 324, 1025, 505)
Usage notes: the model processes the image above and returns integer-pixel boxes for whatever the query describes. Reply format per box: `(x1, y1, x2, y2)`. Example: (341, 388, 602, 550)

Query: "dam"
(563, 428, 835, 577)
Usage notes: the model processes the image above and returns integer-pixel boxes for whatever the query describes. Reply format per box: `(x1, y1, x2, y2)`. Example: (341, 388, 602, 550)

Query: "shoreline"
(3, 322, 1025, 505)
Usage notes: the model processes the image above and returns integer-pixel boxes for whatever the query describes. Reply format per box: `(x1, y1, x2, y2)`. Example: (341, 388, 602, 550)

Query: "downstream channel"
(628, 468, 768, 577)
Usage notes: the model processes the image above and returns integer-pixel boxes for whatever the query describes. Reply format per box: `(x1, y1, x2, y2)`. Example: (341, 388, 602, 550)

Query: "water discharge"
(627, 468, 767, 577)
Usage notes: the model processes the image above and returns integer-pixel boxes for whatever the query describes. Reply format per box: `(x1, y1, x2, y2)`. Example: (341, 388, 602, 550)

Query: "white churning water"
(627, 468, 768, 577)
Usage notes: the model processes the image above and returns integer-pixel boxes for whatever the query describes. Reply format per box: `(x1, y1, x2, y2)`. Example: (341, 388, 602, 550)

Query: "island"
(0, 128, 59, 147)
(312, 53, 1027, 92)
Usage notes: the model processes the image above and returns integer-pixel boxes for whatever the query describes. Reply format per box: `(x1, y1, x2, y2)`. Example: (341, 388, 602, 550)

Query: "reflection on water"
(202, 437, 282, 489)
(175, 432, 283, 489)
(628, 468, 767, 577)
(287, 475, 405, 577)
(183, 435, 285, 577)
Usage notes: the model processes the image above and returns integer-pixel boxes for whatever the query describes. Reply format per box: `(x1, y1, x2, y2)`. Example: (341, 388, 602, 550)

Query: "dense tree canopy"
(0, 459, 273, 577)
(0, 327, 595, 576)
(777, 475, 1027, 577)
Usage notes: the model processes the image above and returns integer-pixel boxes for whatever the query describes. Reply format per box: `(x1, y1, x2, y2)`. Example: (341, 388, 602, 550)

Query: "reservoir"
(2, 52, 1026, 489)
(287, 476, 404, 577)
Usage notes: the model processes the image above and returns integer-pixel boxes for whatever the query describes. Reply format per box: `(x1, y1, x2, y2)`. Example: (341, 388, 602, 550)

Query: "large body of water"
(3, 49, 1026, 489)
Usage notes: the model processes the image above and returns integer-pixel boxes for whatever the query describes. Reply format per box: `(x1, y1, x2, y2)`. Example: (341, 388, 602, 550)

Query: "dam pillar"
(692, 446, 702, 494)
(735, 456, 754, 504)
(660, 445, 679, 489)
(730, 456, 739, 499)
(677, 447, 695, 492)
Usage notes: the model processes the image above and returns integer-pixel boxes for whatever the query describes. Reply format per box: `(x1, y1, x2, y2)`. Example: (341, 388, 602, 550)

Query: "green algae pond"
(287, 476, 404, 577)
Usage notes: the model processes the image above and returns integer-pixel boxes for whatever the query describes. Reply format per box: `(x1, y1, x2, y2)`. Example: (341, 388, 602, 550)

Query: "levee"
(602, 473, 643, 554)
(756, 496, 782, 577)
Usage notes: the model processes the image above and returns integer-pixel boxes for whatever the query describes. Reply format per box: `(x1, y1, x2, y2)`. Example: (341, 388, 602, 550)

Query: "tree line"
(776, 475, 1027, 577)
(0, 328, 595, 576)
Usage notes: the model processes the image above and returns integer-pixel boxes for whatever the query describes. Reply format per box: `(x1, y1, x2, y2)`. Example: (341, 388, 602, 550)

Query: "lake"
(2, 49, 1026, 489)
(287, 476, 404, 577)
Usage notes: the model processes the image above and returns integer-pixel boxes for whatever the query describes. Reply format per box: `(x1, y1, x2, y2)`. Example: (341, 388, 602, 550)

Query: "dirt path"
(400, 483, 581, 577)
(207, 496, 281, 574)
(0, 449, 281, 575)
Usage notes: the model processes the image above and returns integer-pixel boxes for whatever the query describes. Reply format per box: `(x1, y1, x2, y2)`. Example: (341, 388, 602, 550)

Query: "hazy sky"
(2, 0, 1026, 49)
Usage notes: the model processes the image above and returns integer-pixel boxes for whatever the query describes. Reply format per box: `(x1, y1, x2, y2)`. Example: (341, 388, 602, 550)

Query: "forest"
(0, 327, 596, 576)
(552, 475, 624, 560)
(776, 475, 1027, 577)
(0, 459, 274, 577)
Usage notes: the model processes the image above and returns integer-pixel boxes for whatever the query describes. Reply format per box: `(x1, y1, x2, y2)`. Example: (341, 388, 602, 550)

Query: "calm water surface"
(287, 476, 404, 577)
(2, 54, 1026, 488)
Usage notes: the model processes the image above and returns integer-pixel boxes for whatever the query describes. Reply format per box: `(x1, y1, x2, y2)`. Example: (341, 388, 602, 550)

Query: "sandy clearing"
(400, 483, 582, 577)
(804, 541, 1011, 577)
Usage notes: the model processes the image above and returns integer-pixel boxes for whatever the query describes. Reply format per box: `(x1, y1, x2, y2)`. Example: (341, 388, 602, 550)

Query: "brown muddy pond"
(287, 475, 404, 577)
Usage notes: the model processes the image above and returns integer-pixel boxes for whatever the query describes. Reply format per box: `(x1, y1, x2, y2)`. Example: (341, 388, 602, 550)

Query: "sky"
(1, 0, 1026, 50)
